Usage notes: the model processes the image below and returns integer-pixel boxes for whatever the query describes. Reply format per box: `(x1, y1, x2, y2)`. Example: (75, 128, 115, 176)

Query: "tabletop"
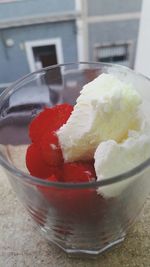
(0, 166, 150, 267)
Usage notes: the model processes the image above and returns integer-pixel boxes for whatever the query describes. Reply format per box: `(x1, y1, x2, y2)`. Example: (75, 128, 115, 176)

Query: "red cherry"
(26, 143, 62, 179)
(29, 104, 73, 143)
(63, 161, 96, 183)
(40, 131, 63, 166)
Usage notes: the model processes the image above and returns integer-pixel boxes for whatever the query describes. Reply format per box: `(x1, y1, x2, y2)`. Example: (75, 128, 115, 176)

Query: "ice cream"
(56, 72, 150, 197)
(95, 127, 150, 197)
(57, 73, 142, 162)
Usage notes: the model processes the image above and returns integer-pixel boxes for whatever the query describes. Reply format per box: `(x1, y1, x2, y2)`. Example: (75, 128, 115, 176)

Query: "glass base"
(47, 234, 126, 259)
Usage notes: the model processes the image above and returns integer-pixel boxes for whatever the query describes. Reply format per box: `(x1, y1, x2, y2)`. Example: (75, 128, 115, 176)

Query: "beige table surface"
(0, 166, 150, 267)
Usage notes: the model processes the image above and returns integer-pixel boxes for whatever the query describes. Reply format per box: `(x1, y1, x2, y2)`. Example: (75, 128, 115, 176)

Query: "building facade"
(0, 0, 142, 89)
(135, 0, 150, 77)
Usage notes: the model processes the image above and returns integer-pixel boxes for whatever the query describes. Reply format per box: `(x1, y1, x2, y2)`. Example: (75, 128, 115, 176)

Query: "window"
(25, 38, 63, 86)
(94, 42, 132, 67)
(32, 45, 58, 69)
(25, 38, 64, 72)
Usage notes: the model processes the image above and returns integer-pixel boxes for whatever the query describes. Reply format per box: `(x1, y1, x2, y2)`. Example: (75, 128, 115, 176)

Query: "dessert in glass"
(0, 62, 150, 257)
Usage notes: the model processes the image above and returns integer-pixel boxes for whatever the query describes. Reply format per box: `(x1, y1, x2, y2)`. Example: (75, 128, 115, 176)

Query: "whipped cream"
(57, 73, 141, 162)
(57, 72, 150, 198)
(95, 125, 150, 197)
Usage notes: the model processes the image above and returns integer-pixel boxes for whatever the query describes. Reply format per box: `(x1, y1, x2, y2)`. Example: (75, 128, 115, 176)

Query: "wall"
(0, 21, 77, 83)
(85, 0, 142, 67)
(0, 0, 75, 20)
(88, 19, 140, 66)
(87, 0, 142, 16)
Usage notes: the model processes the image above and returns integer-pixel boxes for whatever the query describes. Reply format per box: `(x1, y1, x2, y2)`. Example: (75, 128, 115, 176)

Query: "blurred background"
(0, 0, 148, 93)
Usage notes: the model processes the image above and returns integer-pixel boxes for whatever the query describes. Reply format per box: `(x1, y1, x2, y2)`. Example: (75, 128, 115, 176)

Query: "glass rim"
(0, 61, 150, 189)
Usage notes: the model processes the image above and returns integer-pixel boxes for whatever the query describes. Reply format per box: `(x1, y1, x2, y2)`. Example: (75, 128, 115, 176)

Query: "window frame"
(24, 38, 64, 72)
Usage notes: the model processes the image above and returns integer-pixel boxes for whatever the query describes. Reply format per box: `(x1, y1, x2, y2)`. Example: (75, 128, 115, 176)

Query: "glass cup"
(0, 62, 150, 257)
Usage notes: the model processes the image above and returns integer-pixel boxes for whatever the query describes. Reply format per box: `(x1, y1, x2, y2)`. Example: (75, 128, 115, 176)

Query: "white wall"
(135, 0, 150, 77)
